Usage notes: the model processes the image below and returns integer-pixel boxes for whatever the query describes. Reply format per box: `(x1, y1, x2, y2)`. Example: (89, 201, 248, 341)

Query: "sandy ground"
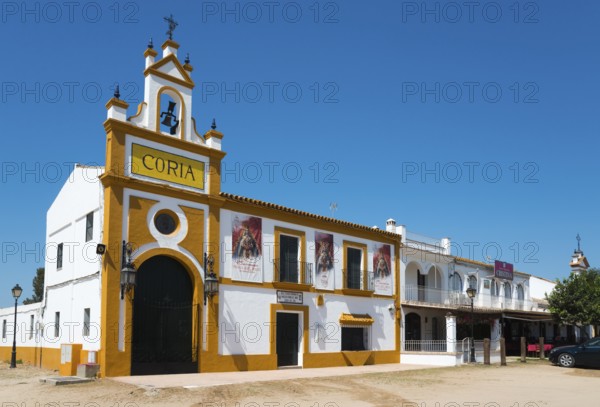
(0, 359, 598, 407)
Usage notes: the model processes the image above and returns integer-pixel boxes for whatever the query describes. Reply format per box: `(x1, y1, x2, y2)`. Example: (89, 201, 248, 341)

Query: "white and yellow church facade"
(0, 37, 401, 377)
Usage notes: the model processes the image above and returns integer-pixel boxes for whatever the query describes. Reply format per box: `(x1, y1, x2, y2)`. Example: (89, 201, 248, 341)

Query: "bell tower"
(99, 17, 226, 377)
(570, 234, 589, 275)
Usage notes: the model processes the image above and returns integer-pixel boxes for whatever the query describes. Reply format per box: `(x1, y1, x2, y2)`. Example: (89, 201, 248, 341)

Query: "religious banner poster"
(232, 214, 263, 282)
(373, 243, 392, 295)
(314, 232, 335, 290)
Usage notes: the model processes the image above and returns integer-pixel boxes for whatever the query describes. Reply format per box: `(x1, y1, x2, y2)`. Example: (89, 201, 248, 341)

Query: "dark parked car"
(549, 337, 600, 368)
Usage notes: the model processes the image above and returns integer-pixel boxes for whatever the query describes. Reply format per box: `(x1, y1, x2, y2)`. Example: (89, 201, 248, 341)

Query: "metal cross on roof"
(164, 14, 178, 40)
(576, 233, 581, 251)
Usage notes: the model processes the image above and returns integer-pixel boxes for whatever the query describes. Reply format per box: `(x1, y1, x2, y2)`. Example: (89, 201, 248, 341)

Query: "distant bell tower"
(570, 233, 589, 275)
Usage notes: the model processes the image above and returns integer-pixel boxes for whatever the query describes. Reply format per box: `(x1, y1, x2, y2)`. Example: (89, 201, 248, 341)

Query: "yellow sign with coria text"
(131, 143, 205, 190)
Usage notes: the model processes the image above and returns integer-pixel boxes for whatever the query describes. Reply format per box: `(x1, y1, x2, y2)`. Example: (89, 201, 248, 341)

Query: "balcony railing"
(403, 340, 447, 352)
(273, 260, 313, 285)
(403, 285, 537, 311)
(342, 269, 374, 291)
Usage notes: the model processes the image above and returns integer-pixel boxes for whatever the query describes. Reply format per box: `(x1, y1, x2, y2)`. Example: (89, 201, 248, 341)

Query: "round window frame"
(153, 210, 180, 236)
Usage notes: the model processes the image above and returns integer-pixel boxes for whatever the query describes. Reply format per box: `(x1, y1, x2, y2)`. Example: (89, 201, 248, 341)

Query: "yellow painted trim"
(272, 282, 313, 291)
(303, 350, 398, 368)
(105, 97, 129, 110)
(208, 155, 222, 196)
(269, 304, 309, 359)
(102, 173, 210, 207)
(131, 143, 206, 190)
(205, 204, 221, 359)
(103, 119, 226, 160)
(128, 196, 159, 249)
(204, 129, 224, 140)
(99, 136, 128, 377)
(274, 226, 306, 284)
(342, 240, 369, 291)
(155, 86, 187, 140)
(183, 63, 194, 72)
(145, 53, 195, 88)
(339, 313, 374, 325)
(341, 351, 372, 366)
(317, 294, 324, 306)
(144, 48, 158, 58)
(127, 101, 146, 121)
(195, 349, 398, 372)
(99, 116, 220, 377)
(200, 354, 276, 372)
(147, 69, 195, 90)
(161, 39, 180, 50)
(59, 344, 83, 376)
(341, 288, 374, 297)
(179, 206, 205, 264)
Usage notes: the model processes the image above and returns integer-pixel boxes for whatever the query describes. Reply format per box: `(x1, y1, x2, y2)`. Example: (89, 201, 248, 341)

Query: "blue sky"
(0, 1, 598, 306)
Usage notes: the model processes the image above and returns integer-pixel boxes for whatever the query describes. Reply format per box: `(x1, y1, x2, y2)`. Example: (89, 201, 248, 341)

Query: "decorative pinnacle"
(114, 84, 120, 99)
(211, 118, 217, 130)
(185, 53, 190, 64)
(148, 37, 154, 49)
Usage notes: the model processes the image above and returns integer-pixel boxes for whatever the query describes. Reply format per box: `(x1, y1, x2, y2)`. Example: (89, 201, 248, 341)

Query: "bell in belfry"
(160, 101, 180, 135)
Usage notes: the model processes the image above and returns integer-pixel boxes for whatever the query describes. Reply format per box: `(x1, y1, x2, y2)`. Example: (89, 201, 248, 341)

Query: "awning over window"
(339, 313, 374, 326)
(502, 311, 554, 322)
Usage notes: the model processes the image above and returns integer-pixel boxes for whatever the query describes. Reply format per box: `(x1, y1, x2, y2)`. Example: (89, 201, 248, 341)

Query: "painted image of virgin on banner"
(373, 243, 392, 295)
(315, 232, 334, 290)
(232, 215, 262, 282)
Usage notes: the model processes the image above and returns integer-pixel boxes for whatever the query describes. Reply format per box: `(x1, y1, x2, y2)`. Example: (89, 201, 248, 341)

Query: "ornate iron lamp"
(466, 286, 477, 363)
(10, 284, 22, 368)
(204, 253, 218, 305)
(120, 241, 137, 300)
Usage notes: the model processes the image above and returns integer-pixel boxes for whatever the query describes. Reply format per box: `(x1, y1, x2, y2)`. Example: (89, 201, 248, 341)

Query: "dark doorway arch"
(131, 255, 197, 375)
(405, 313, 421, 341)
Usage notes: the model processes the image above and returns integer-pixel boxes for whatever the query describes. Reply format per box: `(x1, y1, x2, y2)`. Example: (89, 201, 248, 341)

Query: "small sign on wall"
(494, 260, 514, 281)
(483, 279, 491, 289)
(277, 290, 303, 304)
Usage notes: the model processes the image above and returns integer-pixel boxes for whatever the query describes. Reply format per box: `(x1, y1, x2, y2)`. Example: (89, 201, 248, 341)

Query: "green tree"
(22, 267, 44, 304)
(546, 268, 600, 327)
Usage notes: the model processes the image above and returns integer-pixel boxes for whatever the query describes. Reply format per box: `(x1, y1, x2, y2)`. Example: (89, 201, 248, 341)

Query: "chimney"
(386, 218, 396, 233)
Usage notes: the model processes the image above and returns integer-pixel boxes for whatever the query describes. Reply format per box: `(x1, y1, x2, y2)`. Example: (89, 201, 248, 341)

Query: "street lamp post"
(466, 287, 476, 363)
(10, 284, 23, 368)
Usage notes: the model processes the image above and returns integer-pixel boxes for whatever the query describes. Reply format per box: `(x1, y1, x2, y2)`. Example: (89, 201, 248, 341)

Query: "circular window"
(154, 211, 178, 235)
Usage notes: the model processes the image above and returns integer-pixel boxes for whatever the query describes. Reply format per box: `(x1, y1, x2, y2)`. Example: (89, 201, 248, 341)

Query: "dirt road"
(0, 360, 597, 407)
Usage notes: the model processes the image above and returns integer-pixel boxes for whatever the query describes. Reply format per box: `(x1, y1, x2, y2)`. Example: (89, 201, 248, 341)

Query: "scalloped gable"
(144, 53, 195, 88)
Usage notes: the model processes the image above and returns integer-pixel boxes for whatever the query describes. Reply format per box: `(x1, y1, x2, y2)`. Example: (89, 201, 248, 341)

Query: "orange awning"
(339, 313, 374, 326)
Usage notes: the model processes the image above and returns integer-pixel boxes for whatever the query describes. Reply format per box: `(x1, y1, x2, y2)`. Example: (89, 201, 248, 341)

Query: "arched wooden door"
(131, 255, 197, 375)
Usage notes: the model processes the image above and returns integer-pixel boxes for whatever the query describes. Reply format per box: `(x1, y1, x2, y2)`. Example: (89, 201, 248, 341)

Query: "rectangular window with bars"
(279, 235, 299, 283)
(85, 212, 94, 242)
(54, 312, 60, 338)
(57, 243, 63, 270)
(83, 308, 90, 337)
(346, 247, 362, 289)
(29, 314, 34, 339)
